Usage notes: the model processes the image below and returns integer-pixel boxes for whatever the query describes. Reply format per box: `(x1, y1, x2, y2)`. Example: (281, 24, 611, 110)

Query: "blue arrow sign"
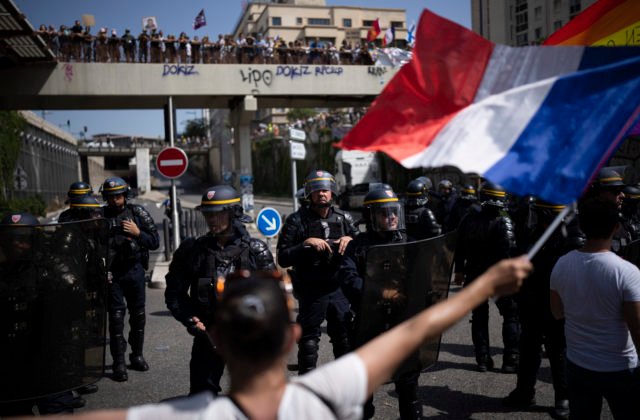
(256, 207, 282, 238)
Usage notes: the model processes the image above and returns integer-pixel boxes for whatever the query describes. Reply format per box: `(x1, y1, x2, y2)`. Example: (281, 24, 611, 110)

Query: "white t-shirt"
(127, 353, 367, 420)
(550, 250, 640, 371)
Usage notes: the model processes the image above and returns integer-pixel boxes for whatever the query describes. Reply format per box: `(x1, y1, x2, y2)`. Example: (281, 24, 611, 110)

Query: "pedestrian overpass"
(0, 61, 399, 190)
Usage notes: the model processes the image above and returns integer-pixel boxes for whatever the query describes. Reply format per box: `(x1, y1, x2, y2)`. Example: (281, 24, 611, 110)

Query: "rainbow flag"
(545, 0, 640, 136)
(544, 0, 640, 46)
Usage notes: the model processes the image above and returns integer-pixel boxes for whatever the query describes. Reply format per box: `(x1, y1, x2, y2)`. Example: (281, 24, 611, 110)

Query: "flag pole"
(527, 202, 576, 260)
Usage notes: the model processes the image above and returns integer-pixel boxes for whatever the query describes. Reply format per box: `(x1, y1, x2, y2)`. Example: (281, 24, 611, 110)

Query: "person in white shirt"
(551, 197, 640, 419)
(29, 257, 531, 420)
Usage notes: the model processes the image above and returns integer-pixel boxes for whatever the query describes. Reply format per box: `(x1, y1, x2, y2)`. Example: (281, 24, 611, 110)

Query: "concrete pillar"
(229, 95, 257, 218)
(135, 147, 151, 194)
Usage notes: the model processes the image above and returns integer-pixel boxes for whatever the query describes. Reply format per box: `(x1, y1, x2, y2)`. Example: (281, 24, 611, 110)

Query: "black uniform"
(455, 203, 519, 371)
(104, 203, 159, 379)
(277, 205, 358, 374)
(340, 228, 422, 419)
(505, 203, 584, 410)
(165, 224, 274, 395)
(404, 204, 441, 240)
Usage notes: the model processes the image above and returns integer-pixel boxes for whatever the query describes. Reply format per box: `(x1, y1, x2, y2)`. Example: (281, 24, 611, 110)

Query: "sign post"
(289, 128, 306, 213)
(159, 96, 183, 253)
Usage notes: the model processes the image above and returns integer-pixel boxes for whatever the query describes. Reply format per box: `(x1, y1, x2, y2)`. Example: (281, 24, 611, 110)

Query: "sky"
(15, 0, 471, 139)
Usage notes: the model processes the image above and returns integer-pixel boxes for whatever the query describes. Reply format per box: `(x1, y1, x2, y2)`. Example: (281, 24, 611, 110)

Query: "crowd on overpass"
(36, 21, 410, 66)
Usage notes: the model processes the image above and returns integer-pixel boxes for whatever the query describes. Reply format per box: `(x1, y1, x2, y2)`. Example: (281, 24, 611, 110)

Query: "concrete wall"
(0, 63, 399, 110)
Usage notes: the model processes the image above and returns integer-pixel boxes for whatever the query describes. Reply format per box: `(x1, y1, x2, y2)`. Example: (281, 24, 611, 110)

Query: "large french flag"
(337, 9, 640, 205)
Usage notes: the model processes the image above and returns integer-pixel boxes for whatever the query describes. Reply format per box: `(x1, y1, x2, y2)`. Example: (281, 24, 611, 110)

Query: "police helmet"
(363, 188, 405, 233)
(623, 185, 640, 201)
(0, 212, 40, 259)
(67, 181, 93, 199)
(303, 170, 339, 198)
(0, 212, 40, 226)
(460, 184, 477, 200)
(406, 178, 429, 207)
(197, 185, 242, 215)
(594, 167, 625, 190)
(416, 176, 433, 191)
(479, 181, 507, 207)
(69, 195, 103, 218)
(101, 177, 130, 199)
(438, 179, 453, 197)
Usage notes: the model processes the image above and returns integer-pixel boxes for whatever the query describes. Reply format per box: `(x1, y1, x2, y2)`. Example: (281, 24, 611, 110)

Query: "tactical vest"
(190, 236, 252, 323)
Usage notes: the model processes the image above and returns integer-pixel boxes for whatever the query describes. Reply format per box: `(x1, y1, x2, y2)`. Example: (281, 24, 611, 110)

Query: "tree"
(182, 118, 207, 139)
(0, 111, 25, 200)
(286, 108, 317, 122)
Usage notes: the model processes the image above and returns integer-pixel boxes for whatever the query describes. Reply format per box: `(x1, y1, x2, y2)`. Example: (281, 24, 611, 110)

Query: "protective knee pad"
(108, 310, 125, 336)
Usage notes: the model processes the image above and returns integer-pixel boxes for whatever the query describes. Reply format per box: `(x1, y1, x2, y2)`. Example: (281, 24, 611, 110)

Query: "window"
(515, 0, 528, 13)
(272, 17, 282, 26)
(308, 18, 330, 25)
(516, 12, 528, 32)
(363, 20, 375, 27)
(516, 32, 529, 46)
(391, 21, 404, 29)
(534, 6, 542, 20)
(343, 18, 352, 28)
(296, 17, 302, 25)
(570, 0, 582, 15)
(553, 0, 561, 13)
(553, 20, 563, 30)
(535, 27, 542, 40)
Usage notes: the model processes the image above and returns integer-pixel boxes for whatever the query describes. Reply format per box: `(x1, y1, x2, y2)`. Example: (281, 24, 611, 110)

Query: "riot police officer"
(338, 188, 422, 420)
(0, 213, 86, 415)
(446, 184, 478, 232)
(433, 179, 458, 229)
(164, 185, 275, 396)
(622, 185, 640, 241)
(59, 181, 95, 223)
(101, 177, 159, 382)
(503, 199, 584, 419)
(404, 177, 441, 240)
(277, 170, 358, 374)
(454, 181, 519, 373)
(582, 167, 631, 254)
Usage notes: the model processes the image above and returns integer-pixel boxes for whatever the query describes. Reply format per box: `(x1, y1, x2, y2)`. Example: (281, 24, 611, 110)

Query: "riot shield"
(623, 239, 640, 268)
(0, 219, 109, 402)
(354, 231, 456, 378)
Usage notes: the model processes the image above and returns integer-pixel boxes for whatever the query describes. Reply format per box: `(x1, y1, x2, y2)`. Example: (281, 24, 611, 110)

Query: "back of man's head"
(579, 198, 619, 240)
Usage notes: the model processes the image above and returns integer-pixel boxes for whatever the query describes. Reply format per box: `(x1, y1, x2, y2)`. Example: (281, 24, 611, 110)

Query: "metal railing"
(162, 208, 208, 261)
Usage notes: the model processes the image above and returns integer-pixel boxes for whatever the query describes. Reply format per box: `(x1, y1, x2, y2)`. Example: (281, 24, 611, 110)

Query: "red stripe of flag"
(337, 10, 494, 162)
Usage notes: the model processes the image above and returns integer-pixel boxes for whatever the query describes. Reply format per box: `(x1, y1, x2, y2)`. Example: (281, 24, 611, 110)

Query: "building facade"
(471, 0, 597, 46)
(233, 0, 408, 49)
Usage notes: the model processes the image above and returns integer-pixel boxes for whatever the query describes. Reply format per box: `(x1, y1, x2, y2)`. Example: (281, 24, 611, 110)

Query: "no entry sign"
(156, 147, 188, 179)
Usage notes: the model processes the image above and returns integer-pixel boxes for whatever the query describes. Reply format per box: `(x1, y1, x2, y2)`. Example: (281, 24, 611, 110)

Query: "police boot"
(297, 338, 319, 374)
(476, 354, 494, 372)
(501, 353, 519, 374)
(398, 398, 422, 420)
(128, 310, 149, 371)
(109, 310, 128, 382)
(110, 336, 128, 382)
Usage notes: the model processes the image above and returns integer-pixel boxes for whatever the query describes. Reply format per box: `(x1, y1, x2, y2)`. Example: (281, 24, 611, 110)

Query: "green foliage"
(0, 194, 46, 218)
(182, 118, 207, 138)
(0, 111, 25, 200)
(286, 108, 317, 122)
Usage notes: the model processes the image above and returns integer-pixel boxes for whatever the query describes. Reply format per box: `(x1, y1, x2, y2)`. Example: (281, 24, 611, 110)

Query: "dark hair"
(213, 271, 290, 364)
(578, 198, 619, 240)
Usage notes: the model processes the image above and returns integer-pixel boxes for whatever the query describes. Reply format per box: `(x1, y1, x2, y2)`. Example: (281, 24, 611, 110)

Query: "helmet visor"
(370, 204, 405, 232)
